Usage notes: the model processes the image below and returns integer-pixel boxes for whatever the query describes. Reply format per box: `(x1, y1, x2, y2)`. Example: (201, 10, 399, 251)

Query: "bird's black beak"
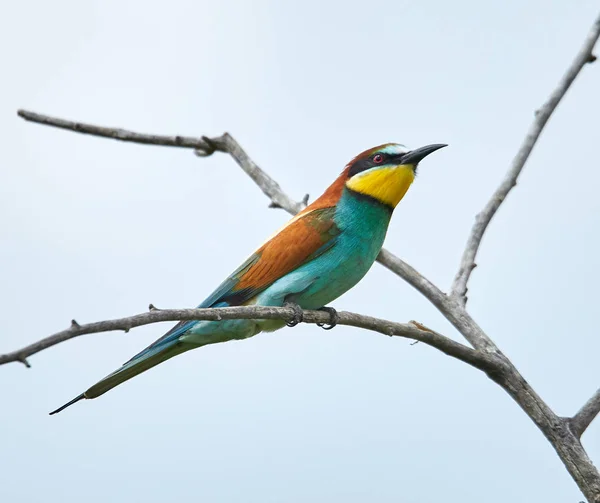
(401, 144, 447, 165)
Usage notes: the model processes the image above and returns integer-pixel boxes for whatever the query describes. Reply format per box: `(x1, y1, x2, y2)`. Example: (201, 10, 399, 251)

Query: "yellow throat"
(346, 165, 415, 208)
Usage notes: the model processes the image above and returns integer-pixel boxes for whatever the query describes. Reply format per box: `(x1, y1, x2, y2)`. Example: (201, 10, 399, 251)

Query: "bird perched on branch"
(50, 142, 446, 414)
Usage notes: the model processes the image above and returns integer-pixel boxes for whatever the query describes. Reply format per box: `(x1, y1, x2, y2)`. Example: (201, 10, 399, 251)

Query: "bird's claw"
(317, 306, 338, 330)
(284, 302, 304, 327)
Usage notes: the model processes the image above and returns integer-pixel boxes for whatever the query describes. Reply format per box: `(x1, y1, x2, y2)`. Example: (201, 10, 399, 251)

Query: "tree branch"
(17, 109, 216, 150)
(450, 13, 600, 305)
(0, 306, 495, 372)
(199, 134, 306, 214)
(377, 248, 447, 310)
(571, 388, 600, 439)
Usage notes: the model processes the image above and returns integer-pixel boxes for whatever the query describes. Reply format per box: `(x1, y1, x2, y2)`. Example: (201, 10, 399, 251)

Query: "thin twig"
(570, 388, 600, 438)
(0, 306, 495, 372)
(17, 109, 218, 151)
(17, 110, 305, 215)
(450, 14, 600, 305)
(204, 133, 306, 213)
(377, 249, 447, 307)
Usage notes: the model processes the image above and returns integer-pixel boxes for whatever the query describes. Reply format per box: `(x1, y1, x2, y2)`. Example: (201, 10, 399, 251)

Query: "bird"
(50, 142, 446, 414)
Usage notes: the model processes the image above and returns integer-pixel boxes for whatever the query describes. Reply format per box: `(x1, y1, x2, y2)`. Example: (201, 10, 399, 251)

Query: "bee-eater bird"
(50, 142, 446, 414)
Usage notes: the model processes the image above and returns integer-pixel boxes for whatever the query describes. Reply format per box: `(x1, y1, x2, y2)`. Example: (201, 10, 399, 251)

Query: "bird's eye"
(373, 154, 384, 164)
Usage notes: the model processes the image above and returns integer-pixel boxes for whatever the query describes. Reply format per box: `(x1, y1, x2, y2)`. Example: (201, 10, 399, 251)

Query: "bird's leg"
(317, 306, 339, 330)
(284, 302, 304, 327)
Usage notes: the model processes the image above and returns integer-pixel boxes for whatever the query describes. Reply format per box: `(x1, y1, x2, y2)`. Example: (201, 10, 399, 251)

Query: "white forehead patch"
(379, 144, 409, 156)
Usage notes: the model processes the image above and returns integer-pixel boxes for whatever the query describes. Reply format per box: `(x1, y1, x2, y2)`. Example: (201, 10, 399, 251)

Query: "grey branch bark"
(198, 134, 306, 214)
(17, 109, 217, 150)
(12, 12, 600, 502)
(571, 388, 600, 438)
(450, 13, 600, 305)
(0, 306, 494, 372)
(17, 109, 305, 214)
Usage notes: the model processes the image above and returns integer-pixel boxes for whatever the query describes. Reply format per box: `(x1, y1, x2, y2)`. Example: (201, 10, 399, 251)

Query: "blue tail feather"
(49, 337, 190, 414)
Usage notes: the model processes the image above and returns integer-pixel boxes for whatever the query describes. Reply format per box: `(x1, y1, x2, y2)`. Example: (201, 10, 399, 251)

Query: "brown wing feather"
(233, 206, 339, 293)
(225, 168, 349, 298)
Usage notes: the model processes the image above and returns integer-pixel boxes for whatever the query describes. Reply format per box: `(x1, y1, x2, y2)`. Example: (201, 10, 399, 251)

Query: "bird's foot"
(317, 306, 339, 330)
(284, 302, 304, 327)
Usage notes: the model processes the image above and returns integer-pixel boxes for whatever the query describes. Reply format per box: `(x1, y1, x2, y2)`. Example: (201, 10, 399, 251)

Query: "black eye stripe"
(347, 152, 405, 178)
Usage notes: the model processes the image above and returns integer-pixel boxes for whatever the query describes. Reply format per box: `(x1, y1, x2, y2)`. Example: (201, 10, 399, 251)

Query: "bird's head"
(345, 143, 447, 208)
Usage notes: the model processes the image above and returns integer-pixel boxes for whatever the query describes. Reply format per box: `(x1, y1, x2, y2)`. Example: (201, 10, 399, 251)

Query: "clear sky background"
(1, 1, 599, 502)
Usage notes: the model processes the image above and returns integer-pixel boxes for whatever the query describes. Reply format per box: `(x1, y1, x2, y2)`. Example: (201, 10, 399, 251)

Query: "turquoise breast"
(281, 188, 392, 310)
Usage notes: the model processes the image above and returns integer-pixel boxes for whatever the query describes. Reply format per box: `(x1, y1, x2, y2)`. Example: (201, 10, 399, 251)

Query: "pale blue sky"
(1, 1, 599, 502)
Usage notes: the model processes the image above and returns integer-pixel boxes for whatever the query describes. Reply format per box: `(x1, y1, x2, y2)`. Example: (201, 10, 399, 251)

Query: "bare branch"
(570, 388, 600, 438)
(17, 109, 217, 151)
(376, 252, 498, 353)
(0, 306, 494, 372)
(376, 249, 447, 308)
(450, 14, 600, 305)
(203, 133, 306, 214)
